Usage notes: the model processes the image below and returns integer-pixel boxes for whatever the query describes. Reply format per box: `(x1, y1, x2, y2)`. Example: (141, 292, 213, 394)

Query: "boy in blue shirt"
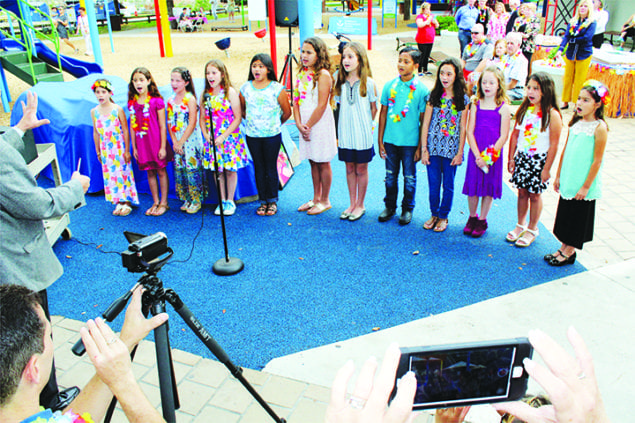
(377, 47, 429, 225)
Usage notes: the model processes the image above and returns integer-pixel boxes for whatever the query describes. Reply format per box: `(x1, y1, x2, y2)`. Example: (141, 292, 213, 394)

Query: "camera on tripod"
(122, 232, 172, 273)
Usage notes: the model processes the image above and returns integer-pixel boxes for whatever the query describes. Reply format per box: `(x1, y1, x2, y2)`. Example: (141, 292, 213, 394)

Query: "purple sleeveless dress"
(462, 101, 504, 199)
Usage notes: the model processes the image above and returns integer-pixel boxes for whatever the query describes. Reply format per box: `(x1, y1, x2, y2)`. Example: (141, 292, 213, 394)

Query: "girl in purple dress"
(462, 66, 511, 237)
(128, 67, 173, 216)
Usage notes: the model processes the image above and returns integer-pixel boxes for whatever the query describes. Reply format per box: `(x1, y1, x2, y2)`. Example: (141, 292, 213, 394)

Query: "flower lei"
(91, 79, 112, 92)
(478, 6, 488, 21)
(439, 92, 458, 137)
(569, 18, 591, 37)
(293, 67, 314, 106)
(500, 49, 522, 71)
(583, 79, 611, 106)
(521, 105, 542, 156)
(167, 92, 191, 133)
(480, 145, 500, 165)
(128, 95, 150, 136)
(464, 39, 485, 58)
(388, 77, 418, 123)
(32, 409, 94, 423)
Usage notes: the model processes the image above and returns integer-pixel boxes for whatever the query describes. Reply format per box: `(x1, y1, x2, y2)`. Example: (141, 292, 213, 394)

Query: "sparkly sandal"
(256, 204, 268, 216)
(265, 203, 278, 216)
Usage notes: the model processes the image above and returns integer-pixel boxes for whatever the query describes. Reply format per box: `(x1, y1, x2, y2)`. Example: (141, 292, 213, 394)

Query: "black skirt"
(553, 197, 595, 249)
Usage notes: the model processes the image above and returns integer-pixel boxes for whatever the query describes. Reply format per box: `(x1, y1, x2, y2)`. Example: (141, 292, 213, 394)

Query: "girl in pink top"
(415, 2, 439, 76)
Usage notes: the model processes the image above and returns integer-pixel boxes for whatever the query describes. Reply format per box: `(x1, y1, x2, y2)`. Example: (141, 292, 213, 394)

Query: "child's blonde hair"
(334, 42, 372, 98)
(475, 66, 508, 106)
(419, 2, 431, 14)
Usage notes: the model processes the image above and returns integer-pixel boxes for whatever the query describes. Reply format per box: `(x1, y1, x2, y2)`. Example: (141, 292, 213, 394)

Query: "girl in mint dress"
(546, 80, 609, 267)
(91, 79, 138, 216)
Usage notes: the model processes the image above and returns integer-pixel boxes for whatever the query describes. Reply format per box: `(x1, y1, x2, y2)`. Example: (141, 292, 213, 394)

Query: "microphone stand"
(203, 92, 244, 276)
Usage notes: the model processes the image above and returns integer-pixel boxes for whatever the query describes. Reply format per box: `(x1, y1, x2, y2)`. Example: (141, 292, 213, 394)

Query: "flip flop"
(113, 203, 123, 216)
(298, 200, 315, 212)
(145, 204, 158, 216)
(433, 218, 449, 232)
(153, 204, 170, 216)
(423, 216, 438, 230)
(118, 204, 132, 216)
(307, 203, 331, 215)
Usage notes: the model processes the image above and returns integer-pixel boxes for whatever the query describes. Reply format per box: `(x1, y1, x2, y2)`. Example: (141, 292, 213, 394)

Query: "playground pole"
(368, 0, 372, 50)
(84, 0, 104, 66)
(158, 0, 173, 57)
(153, 0, 165, 57)
(268, 0, 278, 75)
(104, 1, 115, 53)
(298, 0, 313, 45)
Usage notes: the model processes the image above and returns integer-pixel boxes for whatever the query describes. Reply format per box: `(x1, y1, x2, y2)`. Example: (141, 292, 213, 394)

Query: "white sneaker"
(180, 201, 190, 211)
(186, 202, 201, 214)
(214, 202, 222, 215)
(223, 200, 236, 216)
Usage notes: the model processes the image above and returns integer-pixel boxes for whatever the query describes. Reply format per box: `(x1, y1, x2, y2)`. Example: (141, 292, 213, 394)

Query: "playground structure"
(0, 0, 102, 111)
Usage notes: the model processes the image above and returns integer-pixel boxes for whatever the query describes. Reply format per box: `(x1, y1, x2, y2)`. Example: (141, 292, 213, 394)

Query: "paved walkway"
(51, 31, 635, 423)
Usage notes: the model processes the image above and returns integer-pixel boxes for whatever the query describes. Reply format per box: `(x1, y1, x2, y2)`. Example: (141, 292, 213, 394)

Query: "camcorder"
(392, 338, 533, 409)
(121, 232, 172, 273)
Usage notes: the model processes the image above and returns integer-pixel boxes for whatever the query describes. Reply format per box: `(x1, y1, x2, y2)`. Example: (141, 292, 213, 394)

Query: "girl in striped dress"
(333, 42, 377, 221)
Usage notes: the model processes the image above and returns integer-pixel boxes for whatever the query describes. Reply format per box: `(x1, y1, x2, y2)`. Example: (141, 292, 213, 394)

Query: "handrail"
(15, 0, 62, 71)
(0, 7, 37, 84)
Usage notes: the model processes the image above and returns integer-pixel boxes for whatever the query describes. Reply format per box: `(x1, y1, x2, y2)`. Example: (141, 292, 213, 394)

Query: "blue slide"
(0, 36, 102, 77)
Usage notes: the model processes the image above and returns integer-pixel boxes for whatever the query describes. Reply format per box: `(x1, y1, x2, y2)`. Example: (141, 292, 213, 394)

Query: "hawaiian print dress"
(93, 107, 139, 205)
(202, 89, 250, 172)
(167, 92, 207, 204)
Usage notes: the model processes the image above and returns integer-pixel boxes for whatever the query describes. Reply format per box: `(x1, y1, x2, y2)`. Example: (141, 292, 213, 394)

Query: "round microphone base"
(212, 257, 244, 276)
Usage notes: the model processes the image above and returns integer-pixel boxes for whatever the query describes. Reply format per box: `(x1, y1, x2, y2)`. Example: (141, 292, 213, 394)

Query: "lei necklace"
(569, 18, 591, 37)
(478, 7, 488, 21)
(167, 92, 191, 133)
(32, 409, 94, 423)
(293, 67, 313, 107)
(521, 105, 542, 156)
(128, 95, 150, 136)
(388, 77, 418, 123)
(464, 39, 485, 58)
(439, 92, 458, 137)
(500, 50, 522, 71)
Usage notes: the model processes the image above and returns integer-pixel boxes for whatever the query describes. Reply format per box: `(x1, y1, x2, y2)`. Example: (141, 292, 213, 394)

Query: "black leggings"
(417, 43, 433, 73)
(246, 134, 282, 204)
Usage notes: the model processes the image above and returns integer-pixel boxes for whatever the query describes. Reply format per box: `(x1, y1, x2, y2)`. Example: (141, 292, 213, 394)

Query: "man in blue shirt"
(455, 0, 479, 56)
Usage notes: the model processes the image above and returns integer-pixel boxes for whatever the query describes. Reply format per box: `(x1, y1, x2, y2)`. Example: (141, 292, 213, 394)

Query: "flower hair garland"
(583, 79, 611, 106)
(91, 80, 112, 92)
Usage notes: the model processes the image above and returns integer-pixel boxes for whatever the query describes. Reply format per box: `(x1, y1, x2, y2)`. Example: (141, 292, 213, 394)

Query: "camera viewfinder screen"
(409, 346, 516, 406)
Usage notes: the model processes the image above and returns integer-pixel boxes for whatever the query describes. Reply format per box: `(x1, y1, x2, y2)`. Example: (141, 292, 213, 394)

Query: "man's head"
(471, 24, 485, 43)
(467, 0, 476, 7)
(0, 285, 53, 408)
(509, 0, 521, 10)
(506, 32, 523, 55)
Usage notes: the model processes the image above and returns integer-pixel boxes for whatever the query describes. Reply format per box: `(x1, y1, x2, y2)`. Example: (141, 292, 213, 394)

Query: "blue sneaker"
(223, 200, 236, 216)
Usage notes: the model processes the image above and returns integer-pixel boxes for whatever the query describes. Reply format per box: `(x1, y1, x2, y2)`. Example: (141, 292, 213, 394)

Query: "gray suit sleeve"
(0, 132, 85, 221)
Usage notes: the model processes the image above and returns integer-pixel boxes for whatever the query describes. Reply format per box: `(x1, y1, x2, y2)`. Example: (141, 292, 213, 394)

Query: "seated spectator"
(468, 38, 507, 93)
(178, 7, 193, 32)
(325, 327, 610, 423)
(502, 32, 528, 100)
(461, 24, 494, 81)
(0, 284, 168, 423)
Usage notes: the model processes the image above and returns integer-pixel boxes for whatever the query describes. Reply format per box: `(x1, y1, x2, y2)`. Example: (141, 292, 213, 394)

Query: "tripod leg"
(166, 291, 286, 423)
(152, 302, 179, 423)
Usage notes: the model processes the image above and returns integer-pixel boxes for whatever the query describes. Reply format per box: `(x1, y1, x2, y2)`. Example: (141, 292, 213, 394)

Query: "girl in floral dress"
(91, 79, 138, 216)
(200, 59, 249, 216)
(294, 36, 337, 216)
(167, 67, 206, 214)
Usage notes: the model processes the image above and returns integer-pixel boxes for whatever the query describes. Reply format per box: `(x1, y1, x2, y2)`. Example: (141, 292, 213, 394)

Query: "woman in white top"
(592, 0, 609, 48)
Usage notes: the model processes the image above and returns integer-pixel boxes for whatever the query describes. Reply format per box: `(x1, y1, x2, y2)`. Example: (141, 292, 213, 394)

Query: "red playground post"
(368, 0, 372, 50)
(153, 0, 165, 57)
(268, 0, 278, 75)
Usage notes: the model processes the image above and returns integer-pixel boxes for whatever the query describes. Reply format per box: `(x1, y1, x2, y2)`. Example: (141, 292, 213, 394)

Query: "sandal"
(515, 228, 539, 247)
(113, 203, 124, 216)
(118, 203, 132, 217)
(307, 203, 332, 215)
(145, 203, 158, 216)
(423, 216, 438, 230)
(265, 203, 278, 216)
(153, 203, 170, 216)
(506, 224, 527, 242)
(256, 204, 268, 216)
(298, 200, 315, 212)
(433, 218, 448, 232)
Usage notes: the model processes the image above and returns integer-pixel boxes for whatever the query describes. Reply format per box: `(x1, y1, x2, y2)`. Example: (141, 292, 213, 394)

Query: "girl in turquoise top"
(546, 80, 609, 266)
